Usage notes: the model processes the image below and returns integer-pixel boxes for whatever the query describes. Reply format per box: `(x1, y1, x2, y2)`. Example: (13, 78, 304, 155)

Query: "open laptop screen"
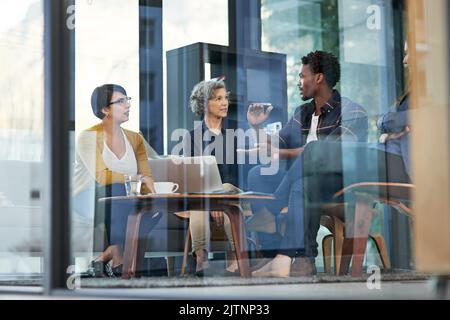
(148, 156, 225, 194)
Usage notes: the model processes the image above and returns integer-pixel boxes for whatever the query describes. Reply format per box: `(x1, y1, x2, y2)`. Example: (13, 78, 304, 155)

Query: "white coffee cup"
(154, 182, 179, 194)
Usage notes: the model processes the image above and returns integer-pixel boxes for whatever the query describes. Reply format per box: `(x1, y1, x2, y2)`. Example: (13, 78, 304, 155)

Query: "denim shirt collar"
(317, 89, 341, 114)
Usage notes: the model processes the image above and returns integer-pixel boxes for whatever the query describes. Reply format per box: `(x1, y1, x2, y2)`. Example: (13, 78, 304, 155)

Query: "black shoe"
(79, 269, 96, 279)
(111, 264, 123, 277)
(103, 263, 124, 278)
(83, 260, 107, 278)
(195, 266, 239, 277)
(290, 256, 317, 277)
(194, 269, 205, 277)
(194, 267, 214, 277)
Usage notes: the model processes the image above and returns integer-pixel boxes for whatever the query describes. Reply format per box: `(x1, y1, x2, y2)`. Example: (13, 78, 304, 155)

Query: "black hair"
(90, 84, 127, 119)
(301, 51, 341, 89)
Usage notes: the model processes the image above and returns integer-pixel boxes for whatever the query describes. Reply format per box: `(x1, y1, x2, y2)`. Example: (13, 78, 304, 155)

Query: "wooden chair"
(277, 202, 393, 276)
(320, 203, 391, 275)
(331, 182, 414, 277)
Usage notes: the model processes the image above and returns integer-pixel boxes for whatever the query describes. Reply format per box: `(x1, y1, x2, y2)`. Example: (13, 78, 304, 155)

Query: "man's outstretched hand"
(247, 103, 274, 127)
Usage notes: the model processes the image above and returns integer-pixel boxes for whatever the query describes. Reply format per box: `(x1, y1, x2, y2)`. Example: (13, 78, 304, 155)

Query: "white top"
(306, 113, 320, 144)
(102, 129, 138, 175)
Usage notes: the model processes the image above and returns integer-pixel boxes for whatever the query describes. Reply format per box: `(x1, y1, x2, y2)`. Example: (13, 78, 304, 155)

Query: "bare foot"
(251, 254, 292, 278)
(109, 245, 123, 268)
(195, 249, 209, 272)
(93, 245, 120, 264)
(226, 259, 239, 273)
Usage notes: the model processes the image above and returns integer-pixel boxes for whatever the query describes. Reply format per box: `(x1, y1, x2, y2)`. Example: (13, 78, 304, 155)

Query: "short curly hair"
(189, 79, 227, 116)
(301, 51, 340, 89)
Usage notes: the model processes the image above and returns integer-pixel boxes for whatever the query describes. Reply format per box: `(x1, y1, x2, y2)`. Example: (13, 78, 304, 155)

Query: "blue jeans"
(247, 160, 288, 213)
(246, 161, 288, 255)
(274, 141, 411, 259)
(246, 145, 339, 258)
(273, 155, 309, 258)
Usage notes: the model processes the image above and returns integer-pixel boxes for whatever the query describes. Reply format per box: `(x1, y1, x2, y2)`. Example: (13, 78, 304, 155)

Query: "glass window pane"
(71, 0, 142, 285)
(0, 0, 44, 288)
(163, 0, 228, 52)
(261, 0, 417, 283)
(58, 0, 446, 299)
(262, 0, 324, 116)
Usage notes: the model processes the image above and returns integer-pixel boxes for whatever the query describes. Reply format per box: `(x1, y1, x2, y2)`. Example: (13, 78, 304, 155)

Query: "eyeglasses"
(108, 96, 132, 106)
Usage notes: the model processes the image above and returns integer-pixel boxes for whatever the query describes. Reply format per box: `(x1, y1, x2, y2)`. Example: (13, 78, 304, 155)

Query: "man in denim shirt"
(252, 49, 410, 278)
(247, 51, 368, 160)
(246, 51, 368, 260)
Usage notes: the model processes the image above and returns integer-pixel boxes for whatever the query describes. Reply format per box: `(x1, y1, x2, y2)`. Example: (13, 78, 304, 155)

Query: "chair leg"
(370, 233, 391, 269)
(180, 221, 191, 276)
(339, 237, 354, 276)
(322, 234, 333, 274)
(338, 196, 373, 277)
(166, 256, 175, 277)
(189, 253, 194, 274)
(408, 218, 416, 266)
(247, 236, 264, 259)
(225, 205, 251, 277)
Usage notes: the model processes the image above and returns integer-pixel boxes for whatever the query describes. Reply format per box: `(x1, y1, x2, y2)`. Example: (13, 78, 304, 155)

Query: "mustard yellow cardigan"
(74, 123, 152, 195)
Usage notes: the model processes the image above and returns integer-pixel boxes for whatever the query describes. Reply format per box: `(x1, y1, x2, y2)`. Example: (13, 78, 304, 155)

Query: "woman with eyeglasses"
(74, 84, 158, 277)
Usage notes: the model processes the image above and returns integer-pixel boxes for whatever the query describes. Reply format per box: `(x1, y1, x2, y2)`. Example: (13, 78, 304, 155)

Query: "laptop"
(148, 156, 226, 194)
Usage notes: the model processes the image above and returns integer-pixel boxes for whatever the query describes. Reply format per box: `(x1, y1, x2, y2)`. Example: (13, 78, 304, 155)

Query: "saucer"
(154, 192, 180, 195)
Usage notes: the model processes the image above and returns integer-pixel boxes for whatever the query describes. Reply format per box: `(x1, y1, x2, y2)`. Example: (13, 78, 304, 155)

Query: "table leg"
(180, 221, 191, 276)
(224, 205, 250, 278)
(350, 195, 373, 277)
(122, 210, 144, 279)
(339, 195, 373, 277)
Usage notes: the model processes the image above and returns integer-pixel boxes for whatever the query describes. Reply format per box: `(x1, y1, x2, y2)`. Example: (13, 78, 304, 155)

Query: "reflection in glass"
(0, 0, 44, 286)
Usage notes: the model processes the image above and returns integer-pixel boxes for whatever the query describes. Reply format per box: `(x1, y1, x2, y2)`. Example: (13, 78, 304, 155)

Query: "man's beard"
(300, 88, 312, 101)
(301, 93, 312, 101)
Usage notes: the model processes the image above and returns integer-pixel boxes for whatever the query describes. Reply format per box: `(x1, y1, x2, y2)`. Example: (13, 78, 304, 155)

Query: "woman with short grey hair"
(184, 78, 240, 277)
(189, 79, 227, 116)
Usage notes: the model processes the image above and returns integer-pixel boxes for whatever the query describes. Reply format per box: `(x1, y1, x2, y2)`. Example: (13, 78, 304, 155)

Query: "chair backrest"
(142, 137, 162, 159)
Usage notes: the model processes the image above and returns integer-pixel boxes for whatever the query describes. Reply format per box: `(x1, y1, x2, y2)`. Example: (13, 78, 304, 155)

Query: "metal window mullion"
(43, 0, 73, 294)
